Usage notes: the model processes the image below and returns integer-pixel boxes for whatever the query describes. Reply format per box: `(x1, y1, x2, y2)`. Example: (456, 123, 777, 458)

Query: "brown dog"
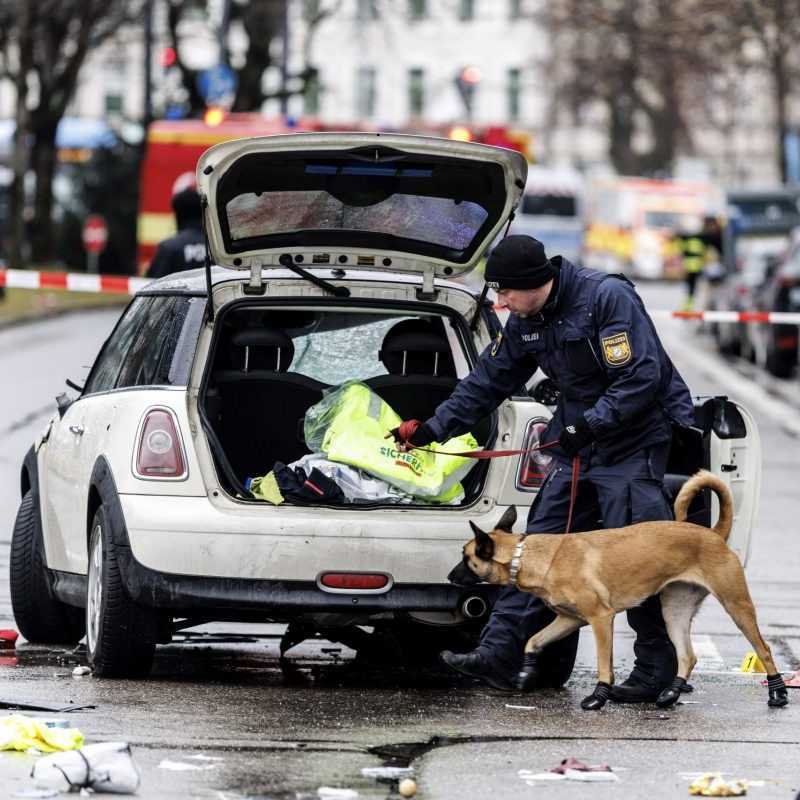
(448, 470, 789, 710)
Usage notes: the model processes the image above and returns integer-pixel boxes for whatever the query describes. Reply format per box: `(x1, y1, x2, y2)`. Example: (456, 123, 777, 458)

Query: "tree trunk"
(8, 0, 33, 270)
(29, 121, 59, 265)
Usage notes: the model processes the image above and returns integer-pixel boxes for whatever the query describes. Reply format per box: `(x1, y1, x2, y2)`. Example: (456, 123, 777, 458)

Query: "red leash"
(400, 438, 581, 535)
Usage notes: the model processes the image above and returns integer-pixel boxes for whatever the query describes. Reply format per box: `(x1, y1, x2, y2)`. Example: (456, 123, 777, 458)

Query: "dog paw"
(768, 689, 789, 708)
(580, 681, 611, 710)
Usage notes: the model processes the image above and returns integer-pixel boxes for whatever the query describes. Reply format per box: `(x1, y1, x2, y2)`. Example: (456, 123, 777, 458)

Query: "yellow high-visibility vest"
(305, 381, 478, 502)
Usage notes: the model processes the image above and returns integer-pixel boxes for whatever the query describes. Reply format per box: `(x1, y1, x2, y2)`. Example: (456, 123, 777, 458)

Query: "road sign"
(197, 64, 237, 109)
(82, 215, 108, 254)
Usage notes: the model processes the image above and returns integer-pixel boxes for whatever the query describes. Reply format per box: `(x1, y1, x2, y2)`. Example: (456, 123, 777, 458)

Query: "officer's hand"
(558, 416, 595, 457)
(388, 419, 435, 450)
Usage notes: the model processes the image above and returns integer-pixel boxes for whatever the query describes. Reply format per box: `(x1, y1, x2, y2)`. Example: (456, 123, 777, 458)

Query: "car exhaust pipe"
(461, 595, 488, 619)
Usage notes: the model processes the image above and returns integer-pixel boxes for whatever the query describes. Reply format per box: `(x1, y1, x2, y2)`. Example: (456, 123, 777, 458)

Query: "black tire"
(9, 492, 85, 644)
(86, 505, 156, 678)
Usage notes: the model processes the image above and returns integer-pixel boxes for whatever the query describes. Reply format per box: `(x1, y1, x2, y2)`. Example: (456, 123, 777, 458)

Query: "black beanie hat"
(485, 235, 556, 290)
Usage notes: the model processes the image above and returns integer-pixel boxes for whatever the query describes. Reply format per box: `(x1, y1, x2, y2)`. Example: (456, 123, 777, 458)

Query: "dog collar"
(508, 538, 525, 586)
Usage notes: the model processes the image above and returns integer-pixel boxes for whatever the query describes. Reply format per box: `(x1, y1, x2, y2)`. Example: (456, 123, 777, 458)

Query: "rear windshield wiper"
(279, 253, 350, 297)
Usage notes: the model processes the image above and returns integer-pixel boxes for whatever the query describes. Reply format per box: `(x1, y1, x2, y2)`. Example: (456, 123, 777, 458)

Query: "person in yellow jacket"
(673, 225, 707, 311)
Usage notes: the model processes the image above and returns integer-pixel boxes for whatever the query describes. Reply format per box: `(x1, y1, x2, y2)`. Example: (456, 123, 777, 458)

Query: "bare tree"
(165, 0, 341, 116)
(0, 0, 144, 266)
(539, 0, 731, 175)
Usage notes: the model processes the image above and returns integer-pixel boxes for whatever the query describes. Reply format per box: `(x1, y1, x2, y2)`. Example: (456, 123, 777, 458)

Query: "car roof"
(137, 265, 481, 297)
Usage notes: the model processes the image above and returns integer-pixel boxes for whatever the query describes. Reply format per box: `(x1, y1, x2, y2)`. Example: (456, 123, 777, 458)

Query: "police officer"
(394, 235, 696, 703)
(146, 186, 205, 279)
(674, 224, 707, 311)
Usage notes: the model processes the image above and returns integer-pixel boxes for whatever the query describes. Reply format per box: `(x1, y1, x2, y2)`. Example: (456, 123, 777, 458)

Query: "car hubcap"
(86, 524, 103, 656)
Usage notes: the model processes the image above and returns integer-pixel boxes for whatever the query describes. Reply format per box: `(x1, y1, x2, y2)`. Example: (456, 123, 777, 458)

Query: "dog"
(448, 470, 789, 711)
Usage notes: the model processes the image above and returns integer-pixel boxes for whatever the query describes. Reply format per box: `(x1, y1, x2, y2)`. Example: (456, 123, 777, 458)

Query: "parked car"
(9, 133, 763, 678)
(744, 228, 800, 378)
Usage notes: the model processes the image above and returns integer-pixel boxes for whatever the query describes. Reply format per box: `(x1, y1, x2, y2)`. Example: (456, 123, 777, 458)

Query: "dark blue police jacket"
(426, 258, 695, 464)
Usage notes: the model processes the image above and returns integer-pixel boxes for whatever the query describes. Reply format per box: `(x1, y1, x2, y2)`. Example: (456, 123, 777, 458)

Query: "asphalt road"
(0, 285, 799, 800)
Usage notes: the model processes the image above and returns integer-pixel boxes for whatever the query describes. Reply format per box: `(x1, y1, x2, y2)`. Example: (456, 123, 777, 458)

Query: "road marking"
(692, 634, 726, 670)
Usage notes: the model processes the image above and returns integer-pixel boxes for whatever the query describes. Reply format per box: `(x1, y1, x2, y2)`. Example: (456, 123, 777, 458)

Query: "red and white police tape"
(0, 267, 149, 295)
(2, 267, 800, 324)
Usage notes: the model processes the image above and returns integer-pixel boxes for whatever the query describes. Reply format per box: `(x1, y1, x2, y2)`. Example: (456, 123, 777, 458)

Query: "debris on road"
(317, 788, 359, 799)
(398, 778, 417, 797)
(519, 757, 620, 784)
(31, 741, 140, 794)
(505, 703, 538, 710)
(0, 715, 83, 753)
(0, 630, 19, 648)
(551, 756, 614, 775)
(71, 666, 92, 677)
(688, 773, 748, 796)
(762, 671, 800, 688)
(360, 766, 414, 781)
(0, 700, 95, 713)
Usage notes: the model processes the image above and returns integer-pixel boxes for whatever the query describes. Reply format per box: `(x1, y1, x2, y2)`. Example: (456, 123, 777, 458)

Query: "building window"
(507, 68, 521, 122)
(356, 0, 379, 20)
(509, 0, 523, 19)
(408, 68, 425, 117)
(303, 0, 321, 20)
(356, 66, 377, 118)
(105, 94, 124, 115)
(408, 0, 426, 20)
(304, 68, 320, 115)
(459, 0, 475, 20)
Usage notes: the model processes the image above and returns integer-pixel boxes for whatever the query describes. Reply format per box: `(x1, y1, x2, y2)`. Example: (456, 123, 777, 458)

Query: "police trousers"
(477, 443, 678, 689)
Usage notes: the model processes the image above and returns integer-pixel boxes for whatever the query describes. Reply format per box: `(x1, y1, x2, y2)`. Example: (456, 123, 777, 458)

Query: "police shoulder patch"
(490, 330, 503, 357)
(601, 331, 632, 366)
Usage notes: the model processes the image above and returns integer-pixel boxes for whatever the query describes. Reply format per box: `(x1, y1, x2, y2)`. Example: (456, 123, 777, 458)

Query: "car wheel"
(86, 506, 157, 678)
(9, 491, 86, 644)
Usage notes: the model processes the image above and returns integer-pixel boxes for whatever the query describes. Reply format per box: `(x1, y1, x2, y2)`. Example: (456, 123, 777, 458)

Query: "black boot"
(767, 673, 789, 708)
(515, 652, 541, 691)
(656, 676, 687, 708)
(440, 650, 514, 691)
(581, 681, 612, 710)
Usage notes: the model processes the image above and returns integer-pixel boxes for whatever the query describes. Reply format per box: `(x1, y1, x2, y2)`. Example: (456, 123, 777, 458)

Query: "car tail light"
(319, 572, 390, 591)
(135, 409, 186, 478)
(516, 418, 553, 491)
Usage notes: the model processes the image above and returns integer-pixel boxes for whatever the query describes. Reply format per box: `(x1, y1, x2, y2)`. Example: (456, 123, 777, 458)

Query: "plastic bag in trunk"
(303, 381, 477, 502)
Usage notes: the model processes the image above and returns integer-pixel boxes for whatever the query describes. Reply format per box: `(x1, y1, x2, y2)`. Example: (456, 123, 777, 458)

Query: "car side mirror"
(56, 392, 73, 419)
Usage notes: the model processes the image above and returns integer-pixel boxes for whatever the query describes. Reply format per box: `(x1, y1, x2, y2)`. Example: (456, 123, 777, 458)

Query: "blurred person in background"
(674, 220, 708, 311)
(146, 184, 205, 279)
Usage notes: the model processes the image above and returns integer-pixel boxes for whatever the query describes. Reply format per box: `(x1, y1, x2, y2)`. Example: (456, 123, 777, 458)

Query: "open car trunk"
(199, 301, 494, 506)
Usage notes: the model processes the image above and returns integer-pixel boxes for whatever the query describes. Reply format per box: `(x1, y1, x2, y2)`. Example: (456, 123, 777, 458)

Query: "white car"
(10, 133, 762, 678)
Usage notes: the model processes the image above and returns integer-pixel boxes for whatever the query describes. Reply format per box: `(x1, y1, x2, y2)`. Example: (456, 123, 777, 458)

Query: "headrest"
(230, 329, 295, 372)
(379, 319, 456, 377)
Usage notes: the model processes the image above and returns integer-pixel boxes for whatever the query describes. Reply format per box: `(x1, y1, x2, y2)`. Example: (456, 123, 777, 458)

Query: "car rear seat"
(213, 329, 327, 480)
(365, 319, 492, 446)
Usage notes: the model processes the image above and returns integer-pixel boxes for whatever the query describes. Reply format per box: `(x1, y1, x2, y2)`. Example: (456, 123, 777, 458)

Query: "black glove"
(389, 419, 436, 448)
(558, 416, 595, 457)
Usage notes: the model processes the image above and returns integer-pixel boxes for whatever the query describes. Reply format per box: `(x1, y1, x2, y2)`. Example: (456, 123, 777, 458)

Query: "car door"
(40, 298, 153, 573)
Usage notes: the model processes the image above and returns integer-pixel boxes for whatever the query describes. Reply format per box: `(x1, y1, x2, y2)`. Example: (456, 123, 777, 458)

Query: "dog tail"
(674, 469, 733, 541)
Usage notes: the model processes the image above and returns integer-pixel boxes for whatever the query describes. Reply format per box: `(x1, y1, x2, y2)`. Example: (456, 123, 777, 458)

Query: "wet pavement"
(1, 287, 799, 798)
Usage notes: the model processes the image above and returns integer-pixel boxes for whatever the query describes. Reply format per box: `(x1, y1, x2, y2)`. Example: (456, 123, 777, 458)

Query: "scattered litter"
(523, 773, 567, 782)
(520, 758, 620, 783)
(688, 773, 747, 796)
(643, 714, 671, 720)
(505, 704, 538, 710)
(0, 630, 19, 649)
(678, 700, 701, 705)
(739, 652, 766, 673)
(0, 715, 83, 753)
(72, 666, 92, 677)
(551, 757, 613, 775)
(12, 790, 60, 799)
(361, 767, 414, 781)
(317, 789, 358, 799)
(0, 700, 95, 713)
(159, 759, 217, 771)
(564, 769, 619, 782)
(398, 778, 417, 797)
(762, 671, 800, 688)
(187, 753, 225, 762)
(31, 742, 140, 794)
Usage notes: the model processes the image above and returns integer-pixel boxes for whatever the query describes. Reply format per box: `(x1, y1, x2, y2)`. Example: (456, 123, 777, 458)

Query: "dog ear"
(495, 505, 517, 532)
(469, 520, 495, 561)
